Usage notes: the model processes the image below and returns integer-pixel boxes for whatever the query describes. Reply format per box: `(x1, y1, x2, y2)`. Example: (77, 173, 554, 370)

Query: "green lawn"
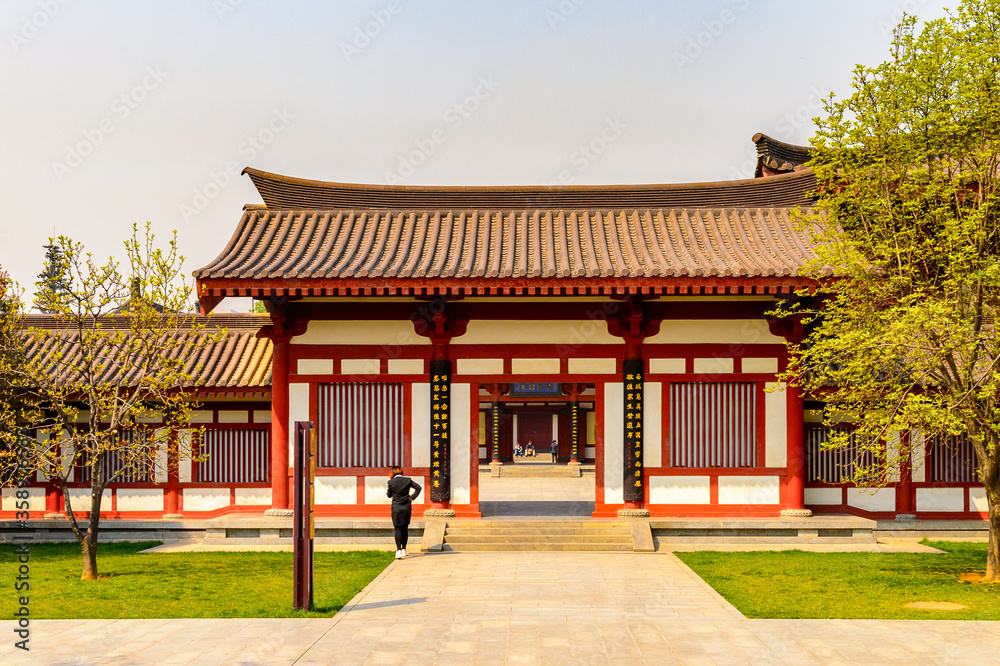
(677, 540, 1000, 620)
(0, 542, 393, 618)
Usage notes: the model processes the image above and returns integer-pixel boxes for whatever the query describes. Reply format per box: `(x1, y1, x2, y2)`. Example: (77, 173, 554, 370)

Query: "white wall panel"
(603, 383, 624, 504)
(648, 476, 710, 504)
(411, 383, 430, 467)
(764, 382, 787, 468)
(451, 383, 472, 504)
(644, 382, 662, 468)
(916, 487, 965, 512)
(718, 476, 780, 504)
(847, 487, 895, 512)
(315, 476, 356, 504)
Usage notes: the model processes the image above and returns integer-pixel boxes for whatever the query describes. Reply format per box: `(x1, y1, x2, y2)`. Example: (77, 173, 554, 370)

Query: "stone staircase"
(439, 520, 634, 552)
(480, 463, 595, 478)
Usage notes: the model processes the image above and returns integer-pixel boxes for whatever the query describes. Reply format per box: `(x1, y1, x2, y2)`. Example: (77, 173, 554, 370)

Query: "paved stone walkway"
(4, 550, 1000, 664)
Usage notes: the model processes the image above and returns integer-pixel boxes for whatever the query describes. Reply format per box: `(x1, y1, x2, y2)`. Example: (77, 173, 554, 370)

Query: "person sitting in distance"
(514, 442, 523, 457)
(526, 441, 535, 457)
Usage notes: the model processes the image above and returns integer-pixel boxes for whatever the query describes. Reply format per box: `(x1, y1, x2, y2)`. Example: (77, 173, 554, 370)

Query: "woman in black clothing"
(386, 465, 421, 559)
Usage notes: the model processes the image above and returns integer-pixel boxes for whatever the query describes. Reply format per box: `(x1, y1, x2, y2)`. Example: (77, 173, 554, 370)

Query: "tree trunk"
(80, 534, 98, 581)
(985, 482, 1000, 582)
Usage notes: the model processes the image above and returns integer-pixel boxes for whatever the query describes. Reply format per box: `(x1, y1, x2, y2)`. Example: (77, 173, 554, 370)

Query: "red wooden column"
(259, 305, 308, 516)
(782, 381, 810, 516)
(607, 299, 661, 517)
(769, 314, 812, 518)
(163, 429, 181, 518)
(270, 336, 291, 513)
(896, 432, 915, 518)
(413, 307, 468, 518)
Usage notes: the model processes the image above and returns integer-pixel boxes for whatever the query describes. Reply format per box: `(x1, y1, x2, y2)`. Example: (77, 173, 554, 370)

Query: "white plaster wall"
(742, 357, 778, 374)
(911, 430, 926, 483)
(315, 476, 357, 504)
(648, 358, 685, 374)
(154, 429, 169, 484)
(456, 320, 620, 346)
(649, 476, 710, 504)
(764, 382, 788, 468)
(116, 488, 164, 512)
(846, 487, 895, 512)
(292, 320, 430, 346)
(916, 487, 965, 512)
(411, 383, 430, 467)
(603, 383, 624, 504)
(718, 477, 780, 504)
(218, 410, 249, 423)
(456, 358, 503, 375)
(693, 358, 733, 374)
(297, 359, 333, 375)
(585, 446, 596, 459)
(804, 487, 843, 505)
(288, 382, 310, 461)
(341, 359, 380, 375)
(183, 488, 230, 512)
(388, 358, 424, 374)
(552, 414, 559, 445)
(67, 488, 110, 513)
(178, 430, 193, 483)
(511, 358, 560, 374)
(644, 382, 662, 468)
(235, 488, 273, 505)
(648, 319, 783, 344)
(365, 475, 392, 504)
(1, 487, 45, 512)
(189, 411, 213, 424)
(253, 410, 272, 424)
(568, 358, 616, 374)
(970, 487, 988, 513)
(451, 383, 472, 504)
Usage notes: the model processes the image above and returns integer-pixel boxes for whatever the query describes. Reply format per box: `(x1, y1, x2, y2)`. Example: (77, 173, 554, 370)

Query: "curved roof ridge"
(242, 167, 815, 211)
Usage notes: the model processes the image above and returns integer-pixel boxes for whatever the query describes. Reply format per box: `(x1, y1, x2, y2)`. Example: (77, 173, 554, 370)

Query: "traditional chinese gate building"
(191, 134, 828, 519)
(5, 134, 985, 521)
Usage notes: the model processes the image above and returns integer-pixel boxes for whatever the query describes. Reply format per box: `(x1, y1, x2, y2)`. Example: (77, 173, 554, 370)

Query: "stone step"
(449, 520, 622, 528)
(441, 541, 632, 552)
(445, 527, 629, 537)
(444, 534, 632, 544)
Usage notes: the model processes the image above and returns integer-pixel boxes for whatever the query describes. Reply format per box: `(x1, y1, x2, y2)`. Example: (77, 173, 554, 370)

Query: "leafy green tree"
(34, 241, 70, 314)
(3, 224, 218, 580)
(776, 0, 1000, 578)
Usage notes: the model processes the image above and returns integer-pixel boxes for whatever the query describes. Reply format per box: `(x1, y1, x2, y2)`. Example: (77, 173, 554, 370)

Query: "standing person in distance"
(387, 466, 421, 559)
(549, 439, 558, 463)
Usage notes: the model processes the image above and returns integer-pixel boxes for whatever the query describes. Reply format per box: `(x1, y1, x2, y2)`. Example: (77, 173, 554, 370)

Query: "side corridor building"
(3, 135, 985, 520)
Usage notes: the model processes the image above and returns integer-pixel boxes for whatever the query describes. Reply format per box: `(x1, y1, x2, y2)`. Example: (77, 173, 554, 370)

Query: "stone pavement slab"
(3, 551, 1000, 664)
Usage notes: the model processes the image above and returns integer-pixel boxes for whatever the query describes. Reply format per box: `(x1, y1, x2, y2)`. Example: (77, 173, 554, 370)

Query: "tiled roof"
(753, 133, 813, 177)
(22, 314, 271, 389)
(193, 207, 817, 281)
(243, 167, 816, 210)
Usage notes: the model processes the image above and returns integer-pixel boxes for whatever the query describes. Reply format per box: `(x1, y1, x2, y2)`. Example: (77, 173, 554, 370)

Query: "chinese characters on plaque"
(429, 359, 451, 503)
(622, 358, 644, 502)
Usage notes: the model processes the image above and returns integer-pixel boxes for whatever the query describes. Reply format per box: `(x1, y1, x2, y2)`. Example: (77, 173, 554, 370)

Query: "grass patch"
(0, 542, 393, 618)
(676, 540, 1000, 620)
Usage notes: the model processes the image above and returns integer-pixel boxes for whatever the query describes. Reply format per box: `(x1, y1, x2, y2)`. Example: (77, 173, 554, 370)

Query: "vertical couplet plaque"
(622, 358, 644, 503)
(429, 359, 451, 503)
(570, 400, 580, 463)
(292, 420, 315, 611)
(491, 401, 501, 462)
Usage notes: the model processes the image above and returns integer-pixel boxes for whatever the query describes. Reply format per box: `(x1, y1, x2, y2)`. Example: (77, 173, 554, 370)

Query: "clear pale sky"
(0, 0, 951, 310)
